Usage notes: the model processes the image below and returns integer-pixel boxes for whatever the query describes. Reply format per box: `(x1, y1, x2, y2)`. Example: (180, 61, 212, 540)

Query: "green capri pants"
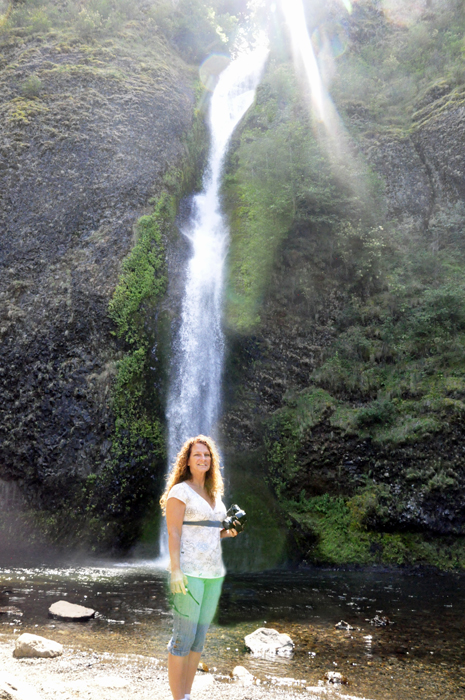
(168, 575, 224, 656)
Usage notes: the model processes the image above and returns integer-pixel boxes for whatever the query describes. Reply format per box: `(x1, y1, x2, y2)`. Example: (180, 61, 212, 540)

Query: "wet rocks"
(48, 601, 95, 621)
(0, 607, 23, 617)
(335, 620, 355, 630)
(324, 671, 348, 685)
(244, 628, 294, 657)
(13, 633, 62, 659)
(370, 614, 391, 627)
(0, 671, 41, 700)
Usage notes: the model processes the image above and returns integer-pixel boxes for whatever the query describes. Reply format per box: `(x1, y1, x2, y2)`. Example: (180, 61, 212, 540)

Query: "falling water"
(166, 47, 268, 467)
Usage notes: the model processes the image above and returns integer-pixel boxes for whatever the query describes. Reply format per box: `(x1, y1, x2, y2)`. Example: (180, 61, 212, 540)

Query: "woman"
(160, 435, 239, 700)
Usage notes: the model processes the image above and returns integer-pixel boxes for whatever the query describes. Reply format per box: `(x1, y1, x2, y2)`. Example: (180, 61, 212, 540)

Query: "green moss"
(6, 96, 49, 124)
(108, 201, 169, 346)
(288, 494, 465, 569)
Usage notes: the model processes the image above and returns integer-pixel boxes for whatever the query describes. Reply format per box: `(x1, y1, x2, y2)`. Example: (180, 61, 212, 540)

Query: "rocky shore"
(0, 636, 361, 700)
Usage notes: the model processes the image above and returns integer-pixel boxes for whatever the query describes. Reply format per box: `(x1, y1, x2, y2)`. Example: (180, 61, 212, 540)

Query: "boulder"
(244, 628, 294, 657)
(0, 672, 41, 700)
(48, 601, 95, 621)
(13, 633, 63, 659)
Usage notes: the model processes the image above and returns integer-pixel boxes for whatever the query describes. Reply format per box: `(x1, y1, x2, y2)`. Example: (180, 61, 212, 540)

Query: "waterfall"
(166, 47, 268, 467)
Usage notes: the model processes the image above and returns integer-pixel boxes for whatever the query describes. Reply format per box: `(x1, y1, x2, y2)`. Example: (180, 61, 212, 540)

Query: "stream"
(1, 562, 463, 699)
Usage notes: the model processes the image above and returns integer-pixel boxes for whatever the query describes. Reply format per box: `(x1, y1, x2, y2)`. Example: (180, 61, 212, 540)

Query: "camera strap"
(183, 520, 223, 528)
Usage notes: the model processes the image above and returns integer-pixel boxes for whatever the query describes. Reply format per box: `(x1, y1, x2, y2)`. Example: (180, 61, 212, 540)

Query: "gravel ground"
(0, 637, 372, 700)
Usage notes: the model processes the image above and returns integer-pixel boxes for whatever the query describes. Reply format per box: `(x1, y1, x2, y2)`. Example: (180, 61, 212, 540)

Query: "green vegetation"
(313, 244, 465, 444)
(0, 0, 243, 61)
(286, 492, 465, 569)
(221, 1, 465, 569)
(20, 73, 42, 97)
(101, 198, 170, 516)
(223, 60, 382, 331)
(330, 0, 465, 132)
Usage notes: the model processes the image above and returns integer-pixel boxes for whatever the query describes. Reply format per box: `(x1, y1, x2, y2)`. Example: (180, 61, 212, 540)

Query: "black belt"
(183, 520, 223, 528)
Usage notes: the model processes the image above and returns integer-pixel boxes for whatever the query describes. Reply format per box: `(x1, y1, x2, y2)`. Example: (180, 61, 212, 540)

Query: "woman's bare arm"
(166, 497, 187, 594)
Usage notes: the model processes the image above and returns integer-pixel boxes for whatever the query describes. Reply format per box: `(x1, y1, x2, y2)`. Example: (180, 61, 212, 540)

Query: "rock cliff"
(220, 0, 465, 569)
(0, 0, 202, 551)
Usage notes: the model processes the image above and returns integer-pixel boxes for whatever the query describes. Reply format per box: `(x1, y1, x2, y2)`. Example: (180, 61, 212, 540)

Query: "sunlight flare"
(280, 0, 326, 121)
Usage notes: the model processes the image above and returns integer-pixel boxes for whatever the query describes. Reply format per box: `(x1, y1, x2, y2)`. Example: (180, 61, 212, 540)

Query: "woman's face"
(187, 442, 212, 480)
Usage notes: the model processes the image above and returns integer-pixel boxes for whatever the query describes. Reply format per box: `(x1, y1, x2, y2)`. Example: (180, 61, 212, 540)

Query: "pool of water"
(0, 562, 464, 700)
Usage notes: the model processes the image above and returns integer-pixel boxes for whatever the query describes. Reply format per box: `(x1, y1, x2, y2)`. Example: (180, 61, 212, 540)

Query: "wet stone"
(370, 614, 391, 627)
(324, 671, 348, 684)
(0, 607, 23, 616)
(48, 601, 95, 621)
(244, 627, 294, 657)
(335, 620, 355, 630)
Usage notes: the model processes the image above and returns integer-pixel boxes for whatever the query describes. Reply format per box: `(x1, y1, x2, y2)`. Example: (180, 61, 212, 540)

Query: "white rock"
(48, 601, 95, 620)
(232, 666, 254, 685)
(244, 627, 294, 657)
(13, 633, 63, 659)
(0, 671, 42, 700)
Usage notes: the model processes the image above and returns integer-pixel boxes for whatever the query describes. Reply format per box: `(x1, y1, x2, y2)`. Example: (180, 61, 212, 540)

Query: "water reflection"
(0, 563, 464, 699)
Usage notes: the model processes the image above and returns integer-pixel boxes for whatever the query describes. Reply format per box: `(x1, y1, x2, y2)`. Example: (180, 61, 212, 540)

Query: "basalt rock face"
(221, 100, 465, 565)
(220, 4, 465, 568)
(0, 34, 195, 532)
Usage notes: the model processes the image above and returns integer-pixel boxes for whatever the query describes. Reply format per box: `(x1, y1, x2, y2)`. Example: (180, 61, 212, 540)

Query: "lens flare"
(199, 54, 231, 92)
(280, 0, 372, 215)
(281, 0, 325, 120)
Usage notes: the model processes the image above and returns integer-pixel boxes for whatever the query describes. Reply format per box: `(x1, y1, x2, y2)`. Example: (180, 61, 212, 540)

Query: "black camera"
(222, 504, 247, 533)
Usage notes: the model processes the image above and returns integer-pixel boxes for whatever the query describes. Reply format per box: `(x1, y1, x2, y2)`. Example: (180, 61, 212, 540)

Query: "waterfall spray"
(165, 47, 268, 474)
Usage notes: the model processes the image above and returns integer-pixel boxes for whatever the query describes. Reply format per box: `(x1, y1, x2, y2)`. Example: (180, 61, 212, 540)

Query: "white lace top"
(167, 481, 227, 579)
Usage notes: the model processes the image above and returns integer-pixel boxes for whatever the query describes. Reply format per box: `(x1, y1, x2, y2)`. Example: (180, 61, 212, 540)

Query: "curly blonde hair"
(159, 435, 224, 513)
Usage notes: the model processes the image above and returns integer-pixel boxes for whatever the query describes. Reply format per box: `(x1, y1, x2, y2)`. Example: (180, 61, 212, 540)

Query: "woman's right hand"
(170, 568, 188, 595)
